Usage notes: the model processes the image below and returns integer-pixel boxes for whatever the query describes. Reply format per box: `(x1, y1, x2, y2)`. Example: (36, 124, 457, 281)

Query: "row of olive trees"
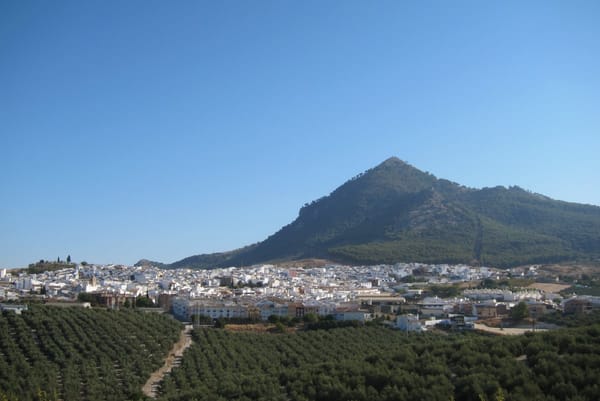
(0, 305, 182, 401)
(158, 323, 600, 401)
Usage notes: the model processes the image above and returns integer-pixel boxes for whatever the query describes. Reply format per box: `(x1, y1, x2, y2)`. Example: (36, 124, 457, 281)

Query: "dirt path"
(142, 324, 193, 398)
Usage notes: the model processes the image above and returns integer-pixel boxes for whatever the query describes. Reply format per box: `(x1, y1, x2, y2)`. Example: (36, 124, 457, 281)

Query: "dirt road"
(142, 324, 193, 398)
(474, 323, 547, 336)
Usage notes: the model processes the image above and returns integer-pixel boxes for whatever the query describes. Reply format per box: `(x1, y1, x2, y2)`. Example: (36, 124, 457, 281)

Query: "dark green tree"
(303, 313, 319, 324)
(511, 301, 529, 321)
(273, 322, 286, 333)
(135, 296, 155, 308)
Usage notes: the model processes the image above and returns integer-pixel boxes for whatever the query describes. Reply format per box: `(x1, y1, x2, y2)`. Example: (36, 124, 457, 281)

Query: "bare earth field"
(527, 282, 571, 293)
(225, 323, 273, 333)
(276, 258, 335, 268)
(537, 263, 600, 279)
(225, 323, 297, 333)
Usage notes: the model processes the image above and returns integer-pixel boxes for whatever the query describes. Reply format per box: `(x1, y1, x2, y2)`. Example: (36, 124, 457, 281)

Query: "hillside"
(156, 157, 600, 268)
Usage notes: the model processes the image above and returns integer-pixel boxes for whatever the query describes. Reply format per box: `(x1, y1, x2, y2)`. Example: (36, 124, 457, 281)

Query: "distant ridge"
(134, 259, 167, 268)
(141, 157, 600, 268)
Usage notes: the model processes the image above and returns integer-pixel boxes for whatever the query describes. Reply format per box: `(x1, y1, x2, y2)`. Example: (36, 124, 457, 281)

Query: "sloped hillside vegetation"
(166, 157, 600, 268)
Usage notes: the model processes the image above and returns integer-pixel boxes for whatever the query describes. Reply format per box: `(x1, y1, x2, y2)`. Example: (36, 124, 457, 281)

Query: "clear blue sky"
(1, 1, 599, 268)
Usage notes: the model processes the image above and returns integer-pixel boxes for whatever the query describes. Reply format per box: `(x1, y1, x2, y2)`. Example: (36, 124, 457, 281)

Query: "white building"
(396, 314, 424, 332)
(15, 278, 32, 291)
(257, 300, 289, 320)
(192, 302, 249, 320)
(172, 298, 250, 320)
(334, 310, 372, 322)
(419, 296, 447, 317)
(0, 303, 28, 315)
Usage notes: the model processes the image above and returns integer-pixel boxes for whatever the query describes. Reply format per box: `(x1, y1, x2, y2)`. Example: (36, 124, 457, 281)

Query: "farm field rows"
(157, 324, 600, 401)
(0, 306, 181, 401)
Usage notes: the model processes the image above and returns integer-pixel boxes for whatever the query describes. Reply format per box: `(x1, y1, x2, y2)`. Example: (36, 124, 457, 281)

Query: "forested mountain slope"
(161, 157, 600, 268)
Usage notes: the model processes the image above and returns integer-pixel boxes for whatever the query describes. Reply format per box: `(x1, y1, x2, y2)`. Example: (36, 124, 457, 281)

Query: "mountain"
(149, 157, 600, 268)
(134, 259, 167, 268)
